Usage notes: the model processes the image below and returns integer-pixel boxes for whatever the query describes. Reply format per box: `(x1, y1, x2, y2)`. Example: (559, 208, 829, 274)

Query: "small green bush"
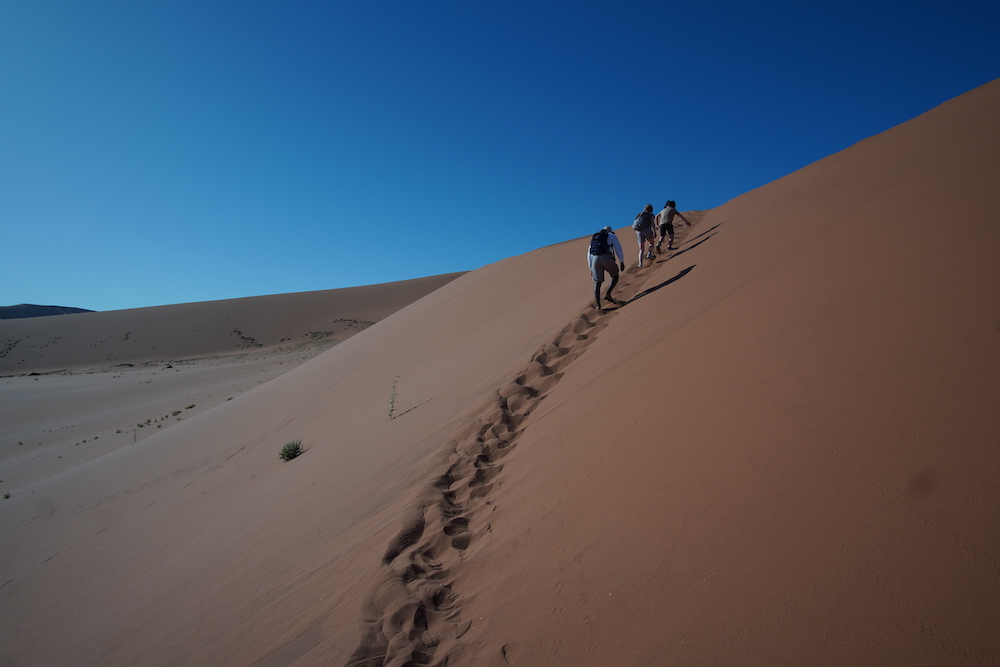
(279, 440, 303, 462)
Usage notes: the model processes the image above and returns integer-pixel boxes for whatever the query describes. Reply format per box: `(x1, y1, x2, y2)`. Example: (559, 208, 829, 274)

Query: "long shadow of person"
(657, 231, 718, 264)
(627, 265, 695, 304)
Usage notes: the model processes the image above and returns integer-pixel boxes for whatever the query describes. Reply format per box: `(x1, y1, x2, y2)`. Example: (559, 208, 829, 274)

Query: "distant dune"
(0, 273, 465, 374)
(1, 79, 998, 667)
(0, 304, 95, 319)
(0, 273, 465, 492)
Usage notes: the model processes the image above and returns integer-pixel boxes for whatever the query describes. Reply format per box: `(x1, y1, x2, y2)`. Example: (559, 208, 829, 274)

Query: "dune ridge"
(0, 273, 464, 375)
(0, 304, 95, 320)
(1, 79, 999, 666)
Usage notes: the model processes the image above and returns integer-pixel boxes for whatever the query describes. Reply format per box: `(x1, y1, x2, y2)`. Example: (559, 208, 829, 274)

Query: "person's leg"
(603, 258, 620, 303)
(604, 273, 619, 303)
(590, 254, 605, 309)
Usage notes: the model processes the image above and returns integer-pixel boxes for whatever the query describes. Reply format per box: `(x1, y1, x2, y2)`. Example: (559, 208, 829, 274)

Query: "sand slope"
(0, 273, 464, 374)
(0, 304, 95, 320)
(1, 79, 999, 666)
(0, 274, 463, 492)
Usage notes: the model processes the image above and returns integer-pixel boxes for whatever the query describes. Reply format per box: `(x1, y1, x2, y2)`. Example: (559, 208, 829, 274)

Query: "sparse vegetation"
(3, 493, 9, 500)
(334, 318, 376, 329)
(0, 339, 20, 359)
(186, 405, 195, 410)
(232, 329, 263, 349)
(306, 320, 375, 341)
(388, 373, 400, 420)
(279, 440, 303, 462)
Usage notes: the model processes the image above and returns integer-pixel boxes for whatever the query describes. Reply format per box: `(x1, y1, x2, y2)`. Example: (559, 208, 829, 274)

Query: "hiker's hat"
(602, 226, 612, 232)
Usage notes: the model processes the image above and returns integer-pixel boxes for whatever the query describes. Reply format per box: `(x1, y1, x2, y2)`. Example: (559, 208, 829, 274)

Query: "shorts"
(659, 222, 674, 237)
(635, 227, 655, 244)
(589, 253, 619, 283)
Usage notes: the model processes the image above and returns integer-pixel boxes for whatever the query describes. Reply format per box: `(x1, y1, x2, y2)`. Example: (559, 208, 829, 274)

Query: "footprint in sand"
(345, 273, 654, 667)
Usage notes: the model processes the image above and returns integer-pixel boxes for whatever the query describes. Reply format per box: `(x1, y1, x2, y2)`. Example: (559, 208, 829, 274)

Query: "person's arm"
(611, 234, 625, 268)
(677, 211, 691, 227)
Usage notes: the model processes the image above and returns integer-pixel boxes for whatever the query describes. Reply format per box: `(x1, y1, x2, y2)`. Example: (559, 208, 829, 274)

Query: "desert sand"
(0, 274, 462, 498)
(1, 79, 999, 666)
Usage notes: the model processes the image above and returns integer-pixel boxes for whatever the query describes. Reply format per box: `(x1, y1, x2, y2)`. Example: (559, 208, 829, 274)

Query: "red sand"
(1, 79, 998, 666)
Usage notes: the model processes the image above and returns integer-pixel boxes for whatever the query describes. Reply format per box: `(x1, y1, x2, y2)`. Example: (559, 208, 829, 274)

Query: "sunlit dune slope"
(1, 78, 998, 667)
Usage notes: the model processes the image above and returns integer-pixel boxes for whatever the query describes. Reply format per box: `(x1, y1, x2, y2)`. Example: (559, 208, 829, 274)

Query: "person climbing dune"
(633, 204, 657, 266)
(655, 199, 691, 252)
(587, 225, 625, 310)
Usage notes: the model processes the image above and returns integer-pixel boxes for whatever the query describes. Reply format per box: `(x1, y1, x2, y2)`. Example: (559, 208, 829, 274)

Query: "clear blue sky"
(2, 0, 998, 312)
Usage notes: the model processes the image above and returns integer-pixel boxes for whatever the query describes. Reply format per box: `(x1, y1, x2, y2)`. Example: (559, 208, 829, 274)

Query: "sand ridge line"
(342, 230, 695, 666)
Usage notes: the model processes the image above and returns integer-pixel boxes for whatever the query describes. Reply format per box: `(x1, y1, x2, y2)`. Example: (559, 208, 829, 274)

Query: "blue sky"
(2, 0, 998, 312)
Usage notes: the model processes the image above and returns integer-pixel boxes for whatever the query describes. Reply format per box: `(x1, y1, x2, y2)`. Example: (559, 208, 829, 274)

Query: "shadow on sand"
(627, 265, 695, 304)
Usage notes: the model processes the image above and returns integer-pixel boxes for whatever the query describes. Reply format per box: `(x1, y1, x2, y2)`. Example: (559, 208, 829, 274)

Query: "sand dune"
(0, 274, 464, 375)
(1, 79, 999, 666)
(0, 304, 95, 319)
(0, 275, 462, 506)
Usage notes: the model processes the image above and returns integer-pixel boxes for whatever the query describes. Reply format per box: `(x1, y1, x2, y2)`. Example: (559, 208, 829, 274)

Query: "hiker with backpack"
(633, 204, 657, 267)
(655, 200, 691, 252)
(587, 225, 625, 310)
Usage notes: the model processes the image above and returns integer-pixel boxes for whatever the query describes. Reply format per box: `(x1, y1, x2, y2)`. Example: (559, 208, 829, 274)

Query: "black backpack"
(633, 211, 653, 231)
(589, 230, 611, 255)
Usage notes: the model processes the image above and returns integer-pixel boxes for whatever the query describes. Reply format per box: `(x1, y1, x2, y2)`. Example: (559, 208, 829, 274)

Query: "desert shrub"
(388, 373, 400, 419)
(279, 440, 303, 462)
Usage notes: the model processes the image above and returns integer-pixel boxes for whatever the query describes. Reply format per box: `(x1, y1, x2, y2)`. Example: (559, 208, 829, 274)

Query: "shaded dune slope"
(0, 273, 464, 374)
(2, 79, 999, 667)
(0, 304, 94, 320)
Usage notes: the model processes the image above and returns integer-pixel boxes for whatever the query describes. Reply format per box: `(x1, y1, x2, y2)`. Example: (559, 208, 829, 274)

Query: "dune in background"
(1, 79, 999, 666)
(0, 273, 465, 375)
(0, 274, 462, 491)
(0, 304, 95, 319)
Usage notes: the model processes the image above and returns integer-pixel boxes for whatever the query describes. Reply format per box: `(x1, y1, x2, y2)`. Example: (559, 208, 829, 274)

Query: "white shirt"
(587, 231, 624, 264)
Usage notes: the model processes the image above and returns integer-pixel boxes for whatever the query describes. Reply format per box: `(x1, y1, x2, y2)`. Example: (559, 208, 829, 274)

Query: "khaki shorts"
(589, 253, 619, 283)
(635, 227, 655, 244)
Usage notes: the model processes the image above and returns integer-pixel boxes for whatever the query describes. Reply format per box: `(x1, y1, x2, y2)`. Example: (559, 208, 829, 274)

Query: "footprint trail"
(344, 245, 673, 666)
